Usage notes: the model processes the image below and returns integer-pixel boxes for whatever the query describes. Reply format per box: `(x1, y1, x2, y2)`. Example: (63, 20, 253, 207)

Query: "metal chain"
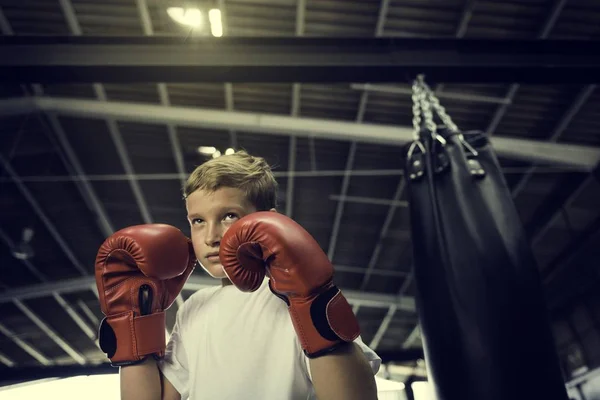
(418, 81, 437, 136)
(411, 80, 423, 141)
(420, 80, 459, 133)
(420, 78, 479, 155)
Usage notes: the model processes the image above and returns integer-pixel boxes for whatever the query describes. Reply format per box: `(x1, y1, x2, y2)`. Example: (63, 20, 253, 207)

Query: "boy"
(95, 150, 381, 399)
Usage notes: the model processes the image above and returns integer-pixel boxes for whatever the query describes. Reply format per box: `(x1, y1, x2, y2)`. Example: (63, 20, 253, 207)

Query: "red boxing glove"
(220, 212, 360, 357)
(95, 224, 195, 366)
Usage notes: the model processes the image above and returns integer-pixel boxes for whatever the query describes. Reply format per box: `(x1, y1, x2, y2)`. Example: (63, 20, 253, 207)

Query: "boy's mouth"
(206, 252, 220, 262)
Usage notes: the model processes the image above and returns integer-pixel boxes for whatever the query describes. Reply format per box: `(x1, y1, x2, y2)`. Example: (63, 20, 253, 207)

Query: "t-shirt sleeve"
(157, 304, 191, 399)
(354, 335, 382, 375)
(304, 336, 382, 381)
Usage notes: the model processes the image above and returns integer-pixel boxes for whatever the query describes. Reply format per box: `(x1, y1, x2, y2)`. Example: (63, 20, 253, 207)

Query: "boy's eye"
(191, 218, 204, 225)
(224, 213, 238, 221)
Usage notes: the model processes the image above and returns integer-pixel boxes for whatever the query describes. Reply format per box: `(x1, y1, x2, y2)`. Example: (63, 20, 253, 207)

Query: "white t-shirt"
(158, 278, 382, 400)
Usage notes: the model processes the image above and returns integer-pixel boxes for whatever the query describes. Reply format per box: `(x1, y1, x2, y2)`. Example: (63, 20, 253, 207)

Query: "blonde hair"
(183, 150, 278, 211)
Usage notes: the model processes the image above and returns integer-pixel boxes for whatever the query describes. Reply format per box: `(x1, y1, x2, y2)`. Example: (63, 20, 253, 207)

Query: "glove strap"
(287, 284, 360, 358)
(99, 311, 166, 366)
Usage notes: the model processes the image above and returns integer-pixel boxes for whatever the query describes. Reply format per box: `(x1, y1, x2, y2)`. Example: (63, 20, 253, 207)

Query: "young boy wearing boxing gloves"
(95, 151, 380, 399)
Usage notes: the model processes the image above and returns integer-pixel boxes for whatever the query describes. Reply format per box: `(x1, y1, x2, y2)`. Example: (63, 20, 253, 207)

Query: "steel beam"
(540, 181, 600, 286)
(0, 96, 31, 115)
(158, 86, 187, 192)
(370, 268, 416, 350)
(489, 135, 598, 170)
(52, 293, 99, 347)
(0, 275, 416, 311)
(3, 96, 599, 169)
(402, 325, 421, 348)
(308, 136, 317, 171)
(32, 97, 600, 169)
(327, 141, 357, 260)
(538, 0, 569, 39)
(76, 299, 99, 327)
(0, 7, 13, 35)
(511, 85, 596, 198)
(0, 351, 15, 368)
(3, 164, 585, 184)
(58, 0, 81, 35)
(396, 273, 420, 349)
(286, 135, 297, 218)
(0, 228, 99, 348)
(0, 322, 52, 366)
(455, 0, 477, 38)
(486, 84, 520, 135)
(329, 194, 409, 208)
(0, 276, 195, 305)
(486, 0, 569, 135)
(532, 174, 596, 246)
(224, 83, 237, 148)
(2, 36, 600, 84)
(353, 83, 510, 105)
(359, 179, 406, 291)
(93, 85, 153, 225)
(0, 169, 403, 183)
(334, 264, 408, 278)
(369, 305, 397, 350)
(13, 299, 87, 365)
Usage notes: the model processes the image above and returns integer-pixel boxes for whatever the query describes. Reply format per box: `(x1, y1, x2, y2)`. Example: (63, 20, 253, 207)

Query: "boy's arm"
(309, 343, 378, 400)
(120, 358, 181, 400)
(220, 213, 378, 399)
(94, 225, 194, 400)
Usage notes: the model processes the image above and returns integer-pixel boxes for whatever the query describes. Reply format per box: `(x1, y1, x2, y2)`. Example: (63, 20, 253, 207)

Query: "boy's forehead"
(186, 187, 252, 213)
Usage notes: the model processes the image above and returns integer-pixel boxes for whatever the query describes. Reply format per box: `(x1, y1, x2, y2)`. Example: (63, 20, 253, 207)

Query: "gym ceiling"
(0, 0, 600, 387)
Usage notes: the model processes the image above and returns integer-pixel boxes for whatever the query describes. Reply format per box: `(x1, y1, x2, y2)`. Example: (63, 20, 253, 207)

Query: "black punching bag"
(404, 82, 569, 400)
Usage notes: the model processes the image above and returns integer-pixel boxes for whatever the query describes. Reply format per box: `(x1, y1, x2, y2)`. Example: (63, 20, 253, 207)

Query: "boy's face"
(185, 187, 257, 279)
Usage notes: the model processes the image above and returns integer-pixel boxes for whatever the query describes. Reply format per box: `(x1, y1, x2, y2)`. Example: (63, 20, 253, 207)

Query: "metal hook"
(407, 140, 427, 181)
(433, 133, 447, 146)
(459, 134, 479, 157)
(407, 140, 426, 159)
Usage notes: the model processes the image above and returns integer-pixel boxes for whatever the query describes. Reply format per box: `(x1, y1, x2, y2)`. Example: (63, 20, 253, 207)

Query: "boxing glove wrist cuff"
(99, 311, 167, 366)
(286, 284, 360, 358)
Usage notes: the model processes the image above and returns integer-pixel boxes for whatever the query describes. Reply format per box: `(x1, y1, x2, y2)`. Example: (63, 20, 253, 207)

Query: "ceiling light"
(12, 227, 35, 261)
(212, 150, 222, 158)
(225, 148, 235, 155)
(209, 9, 223, 37)
(198, 146, 216, 155)
(167, 7, 202, 28)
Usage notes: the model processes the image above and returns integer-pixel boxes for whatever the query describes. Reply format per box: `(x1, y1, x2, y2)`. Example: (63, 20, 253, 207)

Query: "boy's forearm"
(120, 358, 162, 400)
(309, 343, 378, 400)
